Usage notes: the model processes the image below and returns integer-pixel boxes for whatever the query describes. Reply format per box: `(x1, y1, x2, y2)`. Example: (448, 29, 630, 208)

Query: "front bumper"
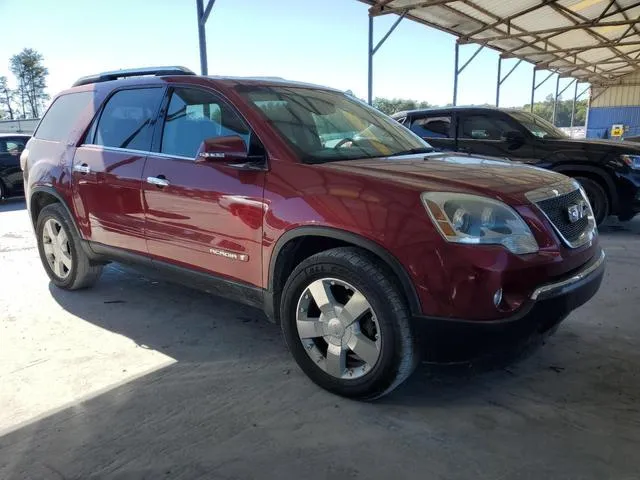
(617, 171, 640, 220)
(412, 249, 606, 362)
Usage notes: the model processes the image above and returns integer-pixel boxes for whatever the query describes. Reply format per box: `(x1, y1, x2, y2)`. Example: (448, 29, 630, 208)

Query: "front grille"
(536, 189, 589, 243)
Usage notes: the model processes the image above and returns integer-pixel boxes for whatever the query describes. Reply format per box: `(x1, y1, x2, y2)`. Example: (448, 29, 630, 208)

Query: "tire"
(36, 203, 103, 290)
(575, 176, 609, 226)
(0, 180, 5, 200)
(280, 247, 417, 400)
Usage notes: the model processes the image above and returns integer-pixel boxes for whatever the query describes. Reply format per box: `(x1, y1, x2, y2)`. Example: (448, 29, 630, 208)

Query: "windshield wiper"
(387, 147, 435, 157)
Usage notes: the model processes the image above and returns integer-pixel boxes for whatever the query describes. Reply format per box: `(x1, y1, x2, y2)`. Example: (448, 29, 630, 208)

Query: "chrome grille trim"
(524, 179, 581, 204)
(526, 180, 597, 249)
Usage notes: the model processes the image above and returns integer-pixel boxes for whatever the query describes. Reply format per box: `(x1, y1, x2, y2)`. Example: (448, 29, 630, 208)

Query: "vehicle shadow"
(0, 197, 26, 213)
(44, 262, 564, 402)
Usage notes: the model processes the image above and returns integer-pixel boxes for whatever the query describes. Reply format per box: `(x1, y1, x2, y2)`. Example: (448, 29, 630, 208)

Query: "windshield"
(507, 110, 567, 139)
(236, 85, 432, 163)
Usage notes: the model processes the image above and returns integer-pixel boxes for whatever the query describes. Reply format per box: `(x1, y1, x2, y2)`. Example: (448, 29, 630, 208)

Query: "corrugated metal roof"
(360, 0, 640, 86)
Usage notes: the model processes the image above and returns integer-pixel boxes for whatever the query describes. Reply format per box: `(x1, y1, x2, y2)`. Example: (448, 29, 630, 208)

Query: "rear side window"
(410, 116, 451, 138)
(92, 88, 163, 151)
(34, 92, 93, 141)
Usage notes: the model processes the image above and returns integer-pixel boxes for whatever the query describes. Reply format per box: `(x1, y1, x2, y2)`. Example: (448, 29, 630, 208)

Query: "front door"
(455, 112, 538, 161)
(72, 87, 164, 253)
(142, 86, 266, 287)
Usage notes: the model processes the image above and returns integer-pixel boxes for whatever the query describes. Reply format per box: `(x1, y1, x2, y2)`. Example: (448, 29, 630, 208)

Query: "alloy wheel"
(42, 218, 72, 279)
(296, 278, 381, 380)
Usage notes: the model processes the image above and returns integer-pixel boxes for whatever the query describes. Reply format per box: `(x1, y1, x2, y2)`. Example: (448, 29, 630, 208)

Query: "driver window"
(460, 115, 516, 141)
(161, 88, 251, 159)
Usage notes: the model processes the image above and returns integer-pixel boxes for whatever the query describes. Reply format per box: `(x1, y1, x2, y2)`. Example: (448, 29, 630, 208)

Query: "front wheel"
(575, 177, 609, 226)
(280, 247, 416, 400)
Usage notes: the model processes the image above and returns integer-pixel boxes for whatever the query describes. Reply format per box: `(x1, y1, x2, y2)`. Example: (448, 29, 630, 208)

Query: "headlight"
(421, 192, 539, 254)
(621, 154, 640, 170)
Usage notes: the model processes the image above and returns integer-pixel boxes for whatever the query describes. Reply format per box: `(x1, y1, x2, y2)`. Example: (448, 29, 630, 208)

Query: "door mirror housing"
(504, 131, 525, 147)
(196, 135, 248, 163)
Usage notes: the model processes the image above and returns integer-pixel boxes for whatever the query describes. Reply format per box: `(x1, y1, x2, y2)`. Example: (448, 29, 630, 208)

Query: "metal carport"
(359, 0, 640, 122)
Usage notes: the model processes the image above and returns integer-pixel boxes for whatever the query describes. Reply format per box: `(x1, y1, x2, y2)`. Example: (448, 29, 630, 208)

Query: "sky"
(0, 0, 572, 109)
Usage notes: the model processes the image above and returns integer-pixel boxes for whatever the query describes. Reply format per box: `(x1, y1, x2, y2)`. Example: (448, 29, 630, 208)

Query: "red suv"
(22, 67, 605, 399)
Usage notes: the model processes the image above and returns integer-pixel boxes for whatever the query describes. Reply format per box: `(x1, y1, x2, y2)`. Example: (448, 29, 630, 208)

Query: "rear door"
(407, 112, 456, 151)
(455, 112, 537, 161)
(72, 87, 164, 253)
(142, 86, 266, 287)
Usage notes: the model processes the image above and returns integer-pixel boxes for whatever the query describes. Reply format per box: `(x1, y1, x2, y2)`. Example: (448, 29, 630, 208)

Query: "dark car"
(393, 107, 640, 225)
(22, 67, 604, 399)
(0, 133, 30, 199)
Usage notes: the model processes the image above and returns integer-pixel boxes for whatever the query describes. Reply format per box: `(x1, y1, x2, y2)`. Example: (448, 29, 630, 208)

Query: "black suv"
(393, 107, 640, 225)
(0, 133, 30, 199)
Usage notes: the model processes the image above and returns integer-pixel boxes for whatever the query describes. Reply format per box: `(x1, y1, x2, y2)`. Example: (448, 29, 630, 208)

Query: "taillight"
(20, 148, 29, 171)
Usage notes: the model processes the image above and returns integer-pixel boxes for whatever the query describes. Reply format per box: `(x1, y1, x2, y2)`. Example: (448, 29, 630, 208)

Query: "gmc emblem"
(567, 201, 589, 223)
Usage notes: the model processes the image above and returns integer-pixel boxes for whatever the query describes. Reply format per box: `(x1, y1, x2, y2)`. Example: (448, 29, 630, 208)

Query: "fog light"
(493, 288, 503, 307)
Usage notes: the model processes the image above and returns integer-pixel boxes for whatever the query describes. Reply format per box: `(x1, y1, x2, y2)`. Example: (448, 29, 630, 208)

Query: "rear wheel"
(36, 203, 103, 290)
(575, 176, 609, 226)
(280, 247, 416, 400)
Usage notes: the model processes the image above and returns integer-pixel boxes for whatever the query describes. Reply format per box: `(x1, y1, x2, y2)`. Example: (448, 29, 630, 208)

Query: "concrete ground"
(1, 197, 639, 480)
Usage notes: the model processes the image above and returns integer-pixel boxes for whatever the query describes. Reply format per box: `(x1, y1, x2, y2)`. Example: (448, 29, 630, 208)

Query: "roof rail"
(72, 66, 196, 87)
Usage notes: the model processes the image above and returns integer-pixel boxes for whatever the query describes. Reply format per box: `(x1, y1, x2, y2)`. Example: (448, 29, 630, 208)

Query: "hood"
(321, 152, 569, 205)
(547, 137, 640, 153)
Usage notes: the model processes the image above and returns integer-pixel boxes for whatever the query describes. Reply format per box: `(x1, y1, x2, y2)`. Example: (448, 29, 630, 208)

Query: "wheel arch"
(30, 187, 81, 237)
(266, 226, 421, 322)
(551, 164, 617, 212)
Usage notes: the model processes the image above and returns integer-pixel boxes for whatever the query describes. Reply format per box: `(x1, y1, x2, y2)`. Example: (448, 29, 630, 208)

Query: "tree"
(522, 94, 587, 127)
(0, 76, 16, 120)
(10, 48, 49, 119)
(373, 97, 431, 115)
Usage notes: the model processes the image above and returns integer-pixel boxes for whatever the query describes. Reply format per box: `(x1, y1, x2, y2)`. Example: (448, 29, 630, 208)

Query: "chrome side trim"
(530, 250, 605, 300)
(79, 144, 194, 162)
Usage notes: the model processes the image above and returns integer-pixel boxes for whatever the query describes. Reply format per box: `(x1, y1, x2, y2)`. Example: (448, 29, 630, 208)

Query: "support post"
(570, 80, 579, 128)
(496, 57, 502, 107)
(552, 74, 560, 125)
(530, 68, 536, 113)
(453, 42, 459, 106)
(368, 15, 373, 105)
(197, 0, 208, 75)
(367, 12, 405, 105)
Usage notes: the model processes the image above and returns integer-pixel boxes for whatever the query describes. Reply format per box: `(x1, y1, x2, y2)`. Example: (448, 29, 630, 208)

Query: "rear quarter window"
(34, 91, 93, 142)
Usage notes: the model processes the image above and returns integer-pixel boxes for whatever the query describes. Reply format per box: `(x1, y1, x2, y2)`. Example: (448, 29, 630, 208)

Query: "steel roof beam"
(502, 40, 640, 58)
(370, 0, 457, 16)
(613, 1, 640, 45)
(465, 0, 559, 38)
(472, 19, 640, 43)
(549, 2, 636, 71)
(448, 0, 576, 79)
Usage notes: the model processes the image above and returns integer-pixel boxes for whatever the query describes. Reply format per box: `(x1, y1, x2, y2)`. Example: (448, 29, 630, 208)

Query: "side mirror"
(196, 135, 248, 163)
(504, 131, 525, 147)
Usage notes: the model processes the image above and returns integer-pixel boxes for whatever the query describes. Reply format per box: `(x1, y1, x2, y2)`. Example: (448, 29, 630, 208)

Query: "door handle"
(146, 176, 170, 187)
(73, 163, 91, 174)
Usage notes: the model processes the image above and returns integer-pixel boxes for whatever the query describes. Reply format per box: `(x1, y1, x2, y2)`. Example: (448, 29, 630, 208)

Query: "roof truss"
(360, 0, 640, 85)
